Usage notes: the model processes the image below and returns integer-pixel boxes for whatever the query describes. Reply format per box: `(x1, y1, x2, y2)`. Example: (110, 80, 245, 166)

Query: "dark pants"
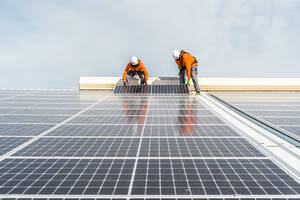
(179, 66, 200, 92)
(126, 71, 146, 85)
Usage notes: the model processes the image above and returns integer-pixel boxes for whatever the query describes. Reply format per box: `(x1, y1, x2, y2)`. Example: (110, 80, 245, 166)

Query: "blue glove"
(187, 80, 190, 86)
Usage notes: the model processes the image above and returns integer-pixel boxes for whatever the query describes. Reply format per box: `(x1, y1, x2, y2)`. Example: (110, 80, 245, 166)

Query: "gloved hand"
(179, 67, 182, 71)
(187, 80, 190, 86)
(123, 81, 126, 86)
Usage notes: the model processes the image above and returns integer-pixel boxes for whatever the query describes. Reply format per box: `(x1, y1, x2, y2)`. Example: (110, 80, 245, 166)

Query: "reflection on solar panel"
(113, 85, 190, 93)
(0, 89, 299, 199)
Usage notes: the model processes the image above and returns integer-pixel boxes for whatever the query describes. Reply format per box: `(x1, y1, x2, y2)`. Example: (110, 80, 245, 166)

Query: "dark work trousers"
(179, 66, 200, 92)
(126, 71, 146, 85)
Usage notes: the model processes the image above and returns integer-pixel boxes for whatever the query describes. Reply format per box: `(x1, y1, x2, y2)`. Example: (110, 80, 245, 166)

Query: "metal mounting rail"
(209, 94, 300, 146)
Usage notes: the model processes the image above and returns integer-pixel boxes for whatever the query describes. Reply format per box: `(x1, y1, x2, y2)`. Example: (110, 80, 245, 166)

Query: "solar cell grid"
(0, 158, 135, 195)
(113, 85, 189, 94)
(30, 104, 91, 109)
(82, 109, 147, 115)
(261, 117, 300, 126)
(46, 124, 142, 136)
(132, 159, 300, 195)
(248, 111, 300, 117)
(146, 116, 225, 125)
(12, 109, 82, 115)
(139, 138, 265, 157)
(81, 109, 214, 116)
(0, 115, 69, 124)
(149, 104, 207, 110)
(13, 138, 140, 157)
(279, 126, 300, 136)
(0, 124, 54, 136)
(68, 116, 146, 125)
(143, 125, 240, 137)
(0, 137, 31, 156)
(0, 108, 18, 114)
(232, 105, 300, 111)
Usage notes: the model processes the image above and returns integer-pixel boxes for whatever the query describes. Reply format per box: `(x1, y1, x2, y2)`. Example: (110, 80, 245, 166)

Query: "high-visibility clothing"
(175, 51, 198, 80)
(123, 60, 148, 83)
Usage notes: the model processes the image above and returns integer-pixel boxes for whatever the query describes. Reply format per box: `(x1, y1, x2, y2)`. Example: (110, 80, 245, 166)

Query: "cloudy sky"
(1, 0, 300, 90)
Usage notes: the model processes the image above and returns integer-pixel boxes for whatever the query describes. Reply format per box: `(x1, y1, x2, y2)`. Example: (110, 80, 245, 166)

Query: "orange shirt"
(175, 52, 198, 80)
(123, 60, 148, 82)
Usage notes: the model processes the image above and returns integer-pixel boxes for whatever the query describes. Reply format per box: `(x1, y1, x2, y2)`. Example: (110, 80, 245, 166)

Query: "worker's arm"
(123, 63, 131, 82)
(183, 54, 192, 81)
(175, 60, 181, 70)
(140, 62, 148, 84)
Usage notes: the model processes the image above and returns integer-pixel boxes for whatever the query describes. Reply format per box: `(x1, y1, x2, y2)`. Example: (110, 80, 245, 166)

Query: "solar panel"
(0, 115, 69, 124)
(13, 138, 140, 157)
(0, 137, 31, 155)
(0, 124, 54, 136)
(143, 124, 240, 136)
(139, 138, 265, 157)
(113, 85, 190, 94)
(46, 124, 143, 136)
(0, 90, 299, 199)
(213, 92, 300, 138)
(0, 158, 135, 195)
(131, 159, 299, 195)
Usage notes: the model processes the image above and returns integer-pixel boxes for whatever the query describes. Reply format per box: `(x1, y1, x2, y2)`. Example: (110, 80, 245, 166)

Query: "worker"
(173, 50, 200, 94)
(123, 56, 148, 85)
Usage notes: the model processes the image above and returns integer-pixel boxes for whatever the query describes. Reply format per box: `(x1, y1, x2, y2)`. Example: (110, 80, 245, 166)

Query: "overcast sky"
(1, 0, 300, 90)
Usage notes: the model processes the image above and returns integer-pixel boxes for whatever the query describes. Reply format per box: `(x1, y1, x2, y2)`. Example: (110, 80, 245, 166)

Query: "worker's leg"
(137, 71, 146, 85)
(191, 66, 200, 92)
(179, 69, 186, 84)
(126, 71, 135, 85)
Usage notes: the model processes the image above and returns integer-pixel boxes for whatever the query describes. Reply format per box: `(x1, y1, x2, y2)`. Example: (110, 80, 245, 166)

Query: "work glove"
(123, 81, 126, 86)
(187, 80, 190, 86)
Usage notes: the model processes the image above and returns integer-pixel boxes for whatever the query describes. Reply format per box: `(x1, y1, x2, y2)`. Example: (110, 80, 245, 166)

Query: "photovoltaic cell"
(0, 158, 135, 195)
(13, 138, 140, 157)
(279, 126, 300, 136)
(146, 116, 225, 124)
(139, 138, 265, 157)
(68, 116, 146, 125)
(0, 124, 54, 136)
(0, 115, 69, 124)
(46, 124, 143, 136)
(12, 108, 82, 115)
(213, 92, 300, 140)
(0, 137, 31, 155)
(143, 124, 240, 137)
(131, 159, 300, 195)
(113, 85, 190, 94)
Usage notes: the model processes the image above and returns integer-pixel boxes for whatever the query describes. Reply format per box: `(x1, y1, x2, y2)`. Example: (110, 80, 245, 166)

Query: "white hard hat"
(173, 50, 180, 59)
(130, 56, 138, 65)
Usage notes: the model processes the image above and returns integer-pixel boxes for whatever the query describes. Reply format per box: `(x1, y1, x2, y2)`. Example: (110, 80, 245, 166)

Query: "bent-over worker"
(123, 56, 148, 85)
(173, 50, 200, 94)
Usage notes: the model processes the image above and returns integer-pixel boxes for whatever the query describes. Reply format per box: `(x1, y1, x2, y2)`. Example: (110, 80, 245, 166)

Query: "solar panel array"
(113, 85, 190, 94)
(212, 92, 300, 141)
(0, 89, 299, 199)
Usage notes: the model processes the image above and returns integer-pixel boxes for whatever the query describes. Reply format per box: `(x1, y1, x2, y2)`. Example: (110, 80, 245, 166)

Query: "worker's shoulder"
(183, 52, 194, 59)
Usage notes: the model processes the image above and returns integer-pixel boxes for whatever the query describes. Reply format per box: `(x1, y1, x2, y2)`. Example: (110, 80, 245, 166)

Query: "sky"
(0, 0, 300, 90)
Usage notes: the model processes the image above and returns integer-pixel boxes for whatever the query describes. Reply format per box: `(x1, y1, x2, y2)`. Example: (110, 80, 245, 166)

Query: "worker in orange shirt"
(173, 50, 200, 94)
(123, 56, 148, 85)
